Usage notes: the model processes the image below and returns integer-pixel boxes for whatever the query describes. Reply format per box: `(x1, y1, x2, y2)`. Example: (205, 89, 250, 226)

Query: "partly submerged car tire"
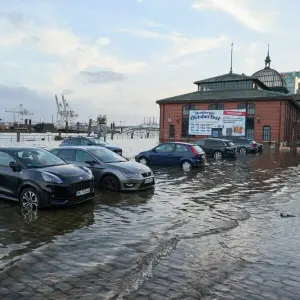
(19, 187, 40, 211)
(239, 147, 247, 154)
(102, 175, 121, 192)
(138, 156, 149, 165)
(181, 160, 193, 171)
(214, 151, 223, 159)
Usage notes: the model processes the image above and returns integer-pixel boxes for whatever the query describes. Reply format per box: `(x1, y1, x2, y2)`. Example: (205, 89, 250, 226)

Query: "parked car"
(50, 146, 155, 192)
(59, 136, 123, 156)
(221, 136, 258, 154)
(135, 142, 206, 171)
(0, 147, 94, 209)
(196, 138, 238, 159)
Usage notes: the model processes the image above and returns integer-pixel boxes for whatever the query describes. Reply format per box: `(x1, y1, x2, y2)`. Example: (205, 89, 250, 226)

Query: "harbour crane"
(5, 104, 33, 125)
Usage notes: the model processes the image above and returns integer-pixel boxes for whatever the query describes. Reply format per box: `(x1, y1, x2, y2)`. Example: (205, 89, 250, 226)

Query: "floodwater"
(1, 136, 300, 299)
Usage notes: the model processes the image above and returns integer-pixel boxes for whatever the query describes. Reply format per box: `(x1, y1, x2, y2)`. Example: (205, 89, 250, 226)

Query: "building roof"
(156, 88, 293, 104)
(193, 72, 254, 84)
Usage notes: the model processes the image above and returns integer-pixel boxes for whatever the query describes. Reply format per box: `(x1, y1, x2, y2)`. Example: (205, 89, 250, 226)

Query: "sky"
(0, 0, 299, 126)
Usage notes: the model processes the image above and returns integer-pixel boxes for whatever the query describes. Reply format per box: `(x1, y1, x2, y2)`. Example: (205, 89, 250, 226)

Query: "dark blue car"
(59, 136, 123, 156)
(135, 142, 206, 171)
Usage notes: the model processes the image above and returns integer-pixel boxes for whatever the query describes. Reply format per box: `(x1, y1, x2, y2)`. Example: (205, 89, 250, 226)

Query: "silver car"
(50, 146, 155, 192)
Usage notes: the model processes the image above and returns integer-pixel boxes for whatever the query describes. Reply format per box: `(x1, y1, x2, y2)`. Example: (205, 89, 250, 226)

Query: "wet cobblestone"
(1, 147, 300, 299)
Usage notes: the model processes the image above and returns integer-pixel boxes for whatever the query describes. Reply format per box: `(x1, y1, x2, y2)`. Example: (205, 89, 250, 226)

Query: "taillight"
(250, 143, 255, 148)
(191, 146, 198, 155)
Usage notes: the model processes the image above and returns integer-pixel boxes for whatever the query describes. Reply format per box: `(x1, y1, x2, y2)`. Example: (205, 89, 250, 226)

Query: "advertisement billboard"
(188, 109, 246, 136)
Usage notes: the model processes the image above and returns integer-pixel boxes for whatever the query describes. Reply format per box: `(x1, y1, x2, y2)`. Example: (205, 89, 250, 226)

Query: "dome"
(252, 68, 287, 88)
(251, 46, 287, 89)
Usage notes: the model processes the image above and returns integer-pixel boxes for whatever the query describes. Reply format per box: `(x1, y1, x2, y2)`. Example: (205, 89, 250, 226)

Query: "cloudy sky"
(0, 0, 298, 125)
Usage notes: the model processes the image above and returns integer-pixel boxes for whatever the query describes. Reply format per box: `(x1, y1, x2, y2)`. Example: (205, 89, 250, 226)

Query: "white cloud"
(143, 19, 165, 28)
(192, 0, 275, 33)
(0, 15, 148, 92)
(117, 28, 227, 61)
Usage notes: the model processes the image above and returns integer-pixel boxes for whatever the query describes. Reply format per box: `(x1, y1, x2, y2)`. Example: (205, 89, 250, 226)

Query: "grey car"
(50, 146, 155, 192)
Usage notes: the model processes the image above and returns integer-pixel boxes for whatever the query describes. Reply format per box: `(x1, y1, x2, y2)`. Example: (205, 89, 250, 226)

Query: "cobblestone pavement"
(1, 149, 300, 299)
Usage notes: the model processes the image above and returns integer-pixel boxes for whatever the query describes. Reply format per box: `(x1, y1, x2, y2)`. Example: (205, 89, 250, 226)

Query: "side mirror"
(152, 148, 156, 152)
(9, 161, 21, 172)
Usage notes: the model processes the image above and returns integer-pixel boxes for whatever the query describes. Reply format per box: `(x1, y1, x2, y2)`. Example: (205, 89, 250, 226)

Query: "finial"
(265, 44, 271, 68)
(230, 42, 233, 74)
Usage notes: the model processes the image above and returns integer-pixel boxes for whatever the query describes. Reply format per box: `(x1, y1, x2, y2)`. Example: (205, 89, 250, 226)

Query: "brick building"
(157, 51, 300, 144)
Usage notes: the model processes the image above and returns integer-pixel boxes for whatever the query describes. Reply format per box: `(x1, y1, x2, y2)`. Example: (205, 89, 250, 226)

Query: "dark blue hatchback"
(59, 136, 123, 156)
(135, 142, 206, 171)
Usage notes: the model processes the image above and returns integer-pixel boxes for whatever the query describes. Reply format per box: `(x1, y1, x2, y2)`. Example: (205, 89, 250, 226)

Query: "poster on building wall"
(188, 109, 246, 136)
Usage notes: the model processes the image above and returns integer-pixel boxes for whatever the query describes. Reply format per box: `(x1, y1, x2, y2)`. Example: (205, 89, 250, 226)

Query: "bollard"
(17, 132, 20, 142)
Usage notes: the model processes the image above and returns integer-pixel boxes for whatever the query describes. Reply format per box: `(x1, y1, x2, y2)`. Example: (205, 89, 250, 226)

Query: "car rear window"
(191, 145, 203, 153)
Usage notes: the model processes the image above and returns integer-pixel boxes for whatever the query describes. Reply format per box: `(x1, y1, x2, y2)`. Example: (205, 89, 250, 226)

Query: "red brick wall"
(158, 99, 295, 143)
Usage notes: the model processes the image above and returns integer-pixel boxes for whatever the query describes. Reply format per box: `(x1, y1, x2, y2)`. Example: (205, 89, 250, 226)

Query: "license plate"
(145, 178, 153, 184)
(76, 188, 90, 196)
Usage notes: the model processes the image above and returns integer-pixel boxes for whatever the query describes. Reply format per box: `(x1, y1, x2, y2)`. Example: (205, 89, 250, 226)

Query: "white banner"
(188, 109, 246, 136)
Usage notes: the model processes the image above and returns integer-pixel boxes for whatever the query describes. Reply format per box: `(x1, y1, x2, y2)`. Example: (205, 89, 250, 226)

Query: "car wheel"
(214, 151, 223, 159)
(138, 156, 148, 165)
(239, 147, 247, 154)
(20, 187, 40, 211)
(102, 175, 121, 192)
(181, 160, 193, 171)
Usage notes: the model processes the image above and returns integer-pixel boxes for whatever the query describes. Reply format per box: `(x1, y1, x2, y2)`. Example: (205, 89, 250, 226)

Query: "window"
(237, 103, 255, 115)
(81, 138, 92, 145)
(90, 149, 126, 163)
(68, 138, 81, 145)
(51, 149, 59, 156)
(75, 150, 95, 163)
(58, 149, 76, 161)
(225, 81, 238, 90)
(181, 104, 196, 138)
(197, 140, 205, 145)
(14, 149, 65, 168)
(155, 144, 175, 153)
(175, 144, 188, 152)
(169, 124, 175, 139)
(238, 103, 246, 110)
(208, 103, 224, 110)
(0, 151, 16, 167)
(181, 118, 189, 138)
(247, 104, 255, 115)
(263, 126, 271, 141)
(61, 139, 70, 145)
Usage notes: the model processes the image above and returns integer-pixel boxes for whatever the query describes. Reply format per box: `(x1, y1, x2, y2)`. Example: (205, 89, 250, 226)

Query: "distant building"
(157, 49, 300, 144)
(280, 71, 300, 94)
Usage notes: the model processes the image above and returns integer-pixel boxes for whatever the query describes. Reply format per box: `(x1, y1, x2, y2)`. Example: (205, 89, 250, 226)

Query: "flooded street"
(1, 137, 300, 299)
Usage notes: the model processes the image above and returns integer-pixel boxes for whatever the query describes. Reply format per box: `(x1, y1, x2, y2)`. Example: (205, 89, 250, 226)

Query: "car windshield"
(90, 148, 126, 163)
(87, 138, 107, 145)
(14, 149, 66, 168)
(191, 145, 203, 153)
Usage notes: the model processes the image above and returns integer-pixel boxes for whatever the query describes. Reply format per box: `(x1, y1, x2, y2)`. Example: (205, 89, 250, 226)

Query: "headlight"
(121, 171, 140, 178)
(41, 172, 63, 184)
(78, 166, 93, 176)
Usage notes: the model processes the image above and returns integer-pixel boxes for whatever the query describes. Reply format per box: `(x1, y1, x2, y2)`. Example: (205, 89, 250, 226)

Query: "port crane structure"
(55, 95, 78, 129)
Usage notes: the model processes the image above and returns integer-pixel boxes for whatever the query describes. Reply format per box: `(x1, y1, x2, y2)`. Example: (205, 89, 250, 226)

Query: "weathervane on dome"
(265, 44, 271, 68)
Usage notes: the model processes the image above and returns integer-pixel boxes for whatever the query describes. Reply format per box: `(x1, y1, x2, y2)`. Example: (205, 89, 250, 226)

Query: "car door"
(74, 150, 104, 182)
(149, 143, 175, 165)
(173, 144, 190, 164)
(0, 151, 19, 200)
(203, 140, 215, 156)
